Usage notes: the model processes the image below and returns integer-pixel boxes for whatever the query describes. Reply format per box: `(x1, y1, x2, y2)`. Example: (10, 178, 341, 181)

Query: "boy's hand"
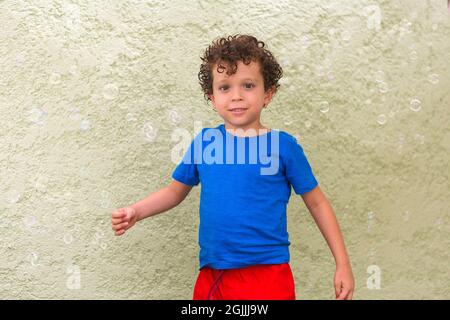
(111, 207, 138, 236)
(334, 263, 355, 300)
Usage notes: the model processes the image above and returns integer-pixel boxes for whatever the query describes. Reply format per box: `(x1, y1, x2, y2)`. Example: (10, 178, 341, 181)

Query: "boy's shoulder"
(273, 129, 305, 150)
(276, 130, 308, 159)
(276, 129, 297, 142)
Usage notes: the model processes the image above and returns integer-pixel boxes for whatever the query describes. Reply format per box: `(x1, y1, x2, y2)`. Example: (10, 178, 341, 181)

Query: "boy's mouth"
(229, 108, 247, 115)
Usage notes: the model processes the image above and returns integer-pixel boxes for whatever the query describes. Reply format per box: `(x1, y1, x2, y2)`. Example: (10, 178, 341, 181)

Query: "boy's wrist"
(130, 204, 141, 222)
(335, 257, 351, 268)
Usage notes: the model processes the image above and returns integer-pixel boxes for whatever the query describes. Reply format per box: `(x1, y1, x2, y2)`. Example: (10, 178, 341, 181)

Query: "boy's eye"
(218, 83, 254, 91)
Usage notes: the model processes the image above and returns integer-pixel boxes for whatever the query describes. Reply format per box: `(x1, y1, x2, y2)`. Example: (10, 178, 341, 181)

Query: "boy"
(111, 34, 354, 300)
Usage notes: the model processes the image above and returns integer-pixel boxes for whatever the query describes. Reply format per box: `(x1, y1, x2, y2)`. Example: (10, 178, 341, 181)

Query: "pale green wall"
(0, 0, 449, 299)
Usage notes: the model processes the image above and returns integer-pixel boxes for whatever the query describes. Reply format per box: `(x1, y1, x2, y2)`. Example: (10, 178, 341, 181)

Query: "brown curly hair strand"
(198, 34, 283, 103)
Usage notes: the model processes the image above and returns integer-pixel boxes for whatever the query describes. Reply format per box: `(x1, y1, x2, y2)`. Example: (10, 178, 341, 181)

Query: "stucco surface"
(0, 0, 449, 299)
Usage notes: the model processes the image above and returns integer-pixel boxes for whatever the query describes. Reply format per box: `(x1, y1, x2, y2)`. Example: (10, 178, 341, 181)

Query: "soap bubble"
(367, 211, 375, 230)
(279, 76, 291, 86)
(27, 107, 48, 125)
(327, 71, 335, 81)
(428, 73, 439, 84)
(100, 198, 111, 209)
(363, 4, 382, 31)
(305, 120, 312, 128)
(49, 72, 61, 85)
(126, 113, 137, 122)
(100, 190, 111, 208)
(299, 35, 310, 49)
(79, 166, 89, 178)
(410, 99, 421, 112)
(341, 30, 351, 41)
(403, 210, 411, 222)
(80, 119, 90, 131)
(92, 229, 107, 250)
(281, 57, 292, 68)
(368, 248, 377, 260)
(6, 189, 21, 204)
(23, 215, 37, 228)
(414, 133, 425, 144)
(319, 101, 330, 113)
(315, 65, 325, 77)
(16, 53, 26, 66)
(378, 82, 389, 93)
(69, 106, 81, 121)
(374, 70, 385, 83)
(103, 83, 119, 100)
(27, 252, 40, 267)
(377, 114, 386, 125)
(68, 65, 77, 75)
(409, 51, 418, 61)
(101, 190, 109, 198)
(63, 233, 73, 244)
(34, 174, 49, 191)
(64, 3, 81, 33)
(435, 217, 443, 229)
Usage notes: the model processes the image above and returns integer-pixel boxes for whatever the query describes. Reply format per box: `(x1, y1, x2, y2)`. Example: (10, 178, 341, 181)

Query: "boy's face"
(209, 60, 274, 132)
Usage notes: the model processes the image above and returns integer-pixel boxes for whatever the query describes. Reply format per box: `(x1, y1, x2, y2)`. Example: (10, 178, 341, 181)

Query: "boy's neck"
(224, 122, 271, 137)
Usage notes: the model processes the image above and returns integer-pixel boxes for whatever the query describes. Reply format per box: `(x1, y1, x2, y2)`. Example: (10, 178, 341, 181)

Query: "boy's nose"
(231, 88, 244, 101)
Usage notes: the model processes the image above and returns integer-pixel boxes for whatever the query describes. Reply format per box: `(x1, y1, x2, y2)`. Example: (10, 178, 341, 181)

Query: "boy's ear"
(263, 85, 276, 106)
(209, 93, 215, 104)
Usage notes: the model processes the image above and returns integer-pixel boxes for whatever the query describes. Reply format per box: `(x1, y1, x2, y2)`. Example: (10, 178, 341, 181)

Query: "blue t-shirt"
(172, 123, 318, 270)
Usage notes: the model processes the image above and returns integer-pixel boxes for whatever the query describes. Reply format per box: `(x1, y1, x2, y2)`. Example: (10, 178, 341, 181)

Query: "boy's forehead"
(212, 60, 261, 80)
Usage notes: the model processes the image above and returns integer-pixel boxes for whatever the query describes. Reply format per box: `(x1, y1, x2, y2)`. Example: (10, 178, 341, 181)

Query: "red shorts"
(193, 263, 296, 300)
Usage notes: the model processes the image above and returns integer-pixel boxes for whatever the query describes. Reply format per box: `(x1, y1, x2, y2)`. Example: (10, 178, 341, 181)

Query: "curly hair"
(198, 34, 283, 103)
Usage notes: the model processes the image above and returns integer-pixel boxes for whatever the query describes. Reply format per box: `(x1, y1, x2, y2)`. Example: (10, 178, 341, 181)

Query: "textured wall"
(0, 0, 449, 299)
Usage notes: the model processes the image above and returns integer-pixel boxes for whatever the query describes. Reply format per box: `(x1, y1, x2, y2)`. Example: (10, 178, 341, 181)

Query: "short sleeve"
(284, 135, 318, 195)
(171, 137, 200, 187)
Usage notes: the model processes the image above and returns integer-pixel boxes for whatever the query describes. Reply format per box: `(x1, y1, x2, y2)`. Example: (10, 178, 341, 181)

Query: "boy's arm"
(131, 180, 193, 222)
(300, 185, 355, 299)
(300, 185, 350, 266)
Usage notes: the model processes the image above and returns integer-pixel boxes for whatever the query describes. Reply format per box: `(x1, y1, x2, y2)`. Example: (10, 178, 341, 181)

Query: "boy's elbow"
(300, 185, 327, 211)
(168, 179, 193, 203)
